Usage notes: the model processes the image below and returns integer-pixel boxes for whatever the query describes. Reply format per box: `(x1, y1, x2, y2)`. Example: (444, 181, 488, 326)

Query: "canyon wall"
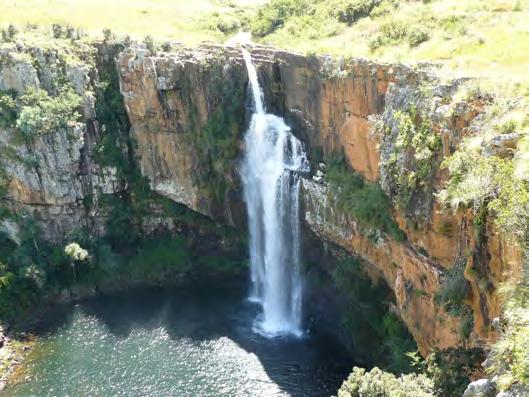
(0, 43, 119, 238)
(116, 44, 521, 354)
(0, 41, 521, 355)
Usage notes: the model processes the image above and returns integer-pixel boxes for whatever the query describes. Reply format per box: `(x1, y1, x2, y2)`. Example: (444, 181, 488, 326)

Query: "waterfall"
(240, 47, 309, 337)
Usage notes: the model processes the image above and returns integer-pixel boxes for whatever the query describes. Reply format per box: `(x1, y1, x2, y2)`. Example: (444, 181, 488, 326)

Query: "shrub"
(144, 35, 157, 55)
(202, 11, 248, 34)
(102, 28, 114, 42)
(434, 259, 475, 339)
(52, 23, 64, 39)
(440, 143, 529, 240)
(249, 0, 382, 38)
(487, 278, 529, 389)
(438, 15, 468, 36)
(16, 87, 82, 138)
(337, 366, 434, 397)
(0, 267, 40, 322)
(435, 260, 470, 316)
(408, 27, 430, 47)
(425, 348, 485, 396)
(1, 24, 18, 42)
(161, 41, 173, 52)
(250, 0, 311, 37)
(0, 216, 73, 323)
(369, 20, 408, 50)
(496, 119, 518, 134)
(326, 151, 406, 241)
(329, 0, 381, 25)
(370, 0, 399, 17)
(380, 106, 441, 222)
(0, 90, 17, 128)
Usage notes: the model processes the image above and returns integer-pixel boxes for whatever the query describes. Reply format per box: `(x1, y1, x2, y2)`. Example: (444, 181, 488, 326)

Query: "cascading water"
(240, 46, 309, 337)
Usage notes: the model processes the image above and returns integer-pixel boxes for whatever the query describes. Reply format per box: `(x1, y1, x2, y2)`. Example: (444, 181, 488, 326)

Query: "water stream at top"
(240, 46, 309, 337)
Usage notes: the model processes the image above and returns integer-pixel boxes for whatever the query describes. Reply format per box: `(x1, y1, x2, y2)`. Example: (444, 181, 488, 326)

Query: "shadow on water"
(22, 281, 354, 397)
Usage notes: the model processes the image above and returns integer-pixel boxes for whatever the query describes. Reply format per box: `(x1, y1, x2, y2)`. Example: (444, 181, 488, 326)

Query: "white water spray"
(240, 46, 309, 337)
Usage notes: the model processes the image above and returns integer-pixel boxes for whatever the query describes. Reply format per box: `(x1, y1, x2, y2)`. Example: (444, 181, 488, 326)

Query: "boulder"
(462, 379, 496, 397)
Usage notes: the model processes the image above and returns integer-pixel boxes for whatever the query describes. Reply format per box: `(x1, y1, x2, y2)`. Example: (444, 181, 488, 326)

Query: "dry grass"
(1, 0, 528, 84)
(0, 0, 257, 44)
(261, 0, 529, 83)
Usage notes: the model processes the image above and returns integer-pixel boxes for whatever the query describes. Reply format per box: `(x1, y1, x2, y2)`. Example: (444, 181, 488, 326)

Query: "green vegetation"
(326, 151, 406, 242)
(0, 86, 81, 139)
(0, 90, 17, 128)
(331, 256, 417, 374)
(434, 259, 474, 338)
(190, 74, 246, 207)
(126, 237, 191, 278)
(369, 20, 429, 51)
(354, 347, 485, 396)
(0, 0, 256, 45)
(246, 0, 381, 38)
(440, 147, 529, 241)
(439, 83, 529, 389)
(16, 87, 82, 138)
(2, 1, 528, 85)
(338, 366, 434, 397)
(487, 278, 529, 391)
(424, 348, 485, 397)
(0, 217, 71, 322)
(91, 41, 154, 249)
(380, 105, 442, 223)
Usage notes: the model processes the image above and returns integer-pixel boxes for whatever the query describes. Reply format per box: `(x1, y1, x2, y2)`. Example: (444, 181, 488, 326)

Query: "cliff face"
(118, 45, 247, 222)
(116, 44, 521, 354)
(0, 43, 120, 238)
(0, 41, 520, 356)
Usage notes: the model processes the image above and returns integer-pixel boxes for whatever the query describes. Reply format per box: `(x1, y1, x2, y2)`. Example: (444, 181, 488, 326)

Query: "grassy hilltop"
(1, 0, 529, 83)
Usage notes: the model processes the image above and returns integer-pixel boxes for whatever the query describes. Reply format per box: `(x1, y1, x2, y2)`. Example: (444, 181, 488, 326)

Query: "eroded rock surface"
(1, 41, 522, 356)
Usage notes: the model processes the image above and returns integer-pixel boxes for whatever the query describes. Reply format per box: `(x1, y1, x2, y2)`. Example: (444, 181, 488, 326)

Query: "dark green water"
(4, 283, 353, 396)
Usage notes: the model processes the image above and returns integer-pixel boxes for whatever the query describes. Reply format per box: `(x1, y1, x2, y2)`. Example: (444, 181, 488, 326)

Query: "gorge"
(0, 24, 527, 397)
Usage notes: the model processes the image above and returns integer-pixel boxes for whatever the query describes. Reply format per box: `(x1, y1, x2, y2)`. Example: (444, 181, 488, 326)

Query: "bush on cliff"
(326, 151, 406, 242)
(380, 105, 442, 224)
(487, 278, 529, 391)
(331, 256, 417, 374)
(1, 86, 82, 136)
(439, 86, 529, 390)
(16, 87, 82, 138)
(0, 218, 72, 322)
(0, 89, 17, 128)
(424, 348, 485, 396)
(337, 366, 434, 397)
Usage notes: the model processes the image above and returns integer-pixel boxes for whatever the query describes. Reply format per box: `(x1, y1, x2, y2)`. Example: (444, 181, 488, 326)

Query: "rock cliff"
(0, 42, 121, 238)
(0, 40, 521, 357)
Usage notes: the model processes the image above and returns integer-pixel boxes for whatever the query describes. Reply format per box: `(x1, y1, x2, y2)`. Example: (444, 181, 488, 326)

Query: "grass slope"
(0, 0, 257, 44)
(1, 0, 528, 83)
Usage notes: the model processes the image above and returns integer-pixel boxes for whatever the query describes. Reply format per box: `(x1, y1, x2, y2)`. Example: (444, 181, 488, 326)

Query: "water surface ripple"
(4, 283, 352, 396)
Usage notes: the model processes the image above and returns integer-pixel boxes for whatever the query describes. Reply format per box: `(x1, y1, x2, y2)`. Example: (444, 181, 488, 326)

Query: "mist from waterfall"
(240, 47, 309, 337)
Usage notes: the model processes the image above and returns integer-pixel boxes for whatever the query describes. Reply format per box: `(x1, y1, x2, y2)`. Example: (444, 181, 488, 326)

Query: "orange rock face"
(269, 52, 522, 353)
(116, 45, 522, 355)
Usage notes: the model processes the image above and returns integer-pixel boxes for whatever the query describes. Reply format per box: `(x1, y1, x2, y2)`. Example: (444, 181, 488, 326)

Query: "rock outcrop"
(115, 44, 522, 354)
(0, 43, 116, 238)
(1, 40, 521, 357)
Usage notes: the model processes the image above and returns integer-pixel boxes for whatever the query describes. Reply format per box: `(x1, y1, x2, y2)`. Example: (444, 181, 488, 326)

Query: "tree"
(64, 242, 89, 283)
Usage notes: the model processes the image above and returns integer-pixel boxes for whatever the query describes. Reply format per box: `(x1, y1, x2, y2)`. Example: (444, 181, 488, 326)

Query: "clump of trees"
(65, 242, 89, 283)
